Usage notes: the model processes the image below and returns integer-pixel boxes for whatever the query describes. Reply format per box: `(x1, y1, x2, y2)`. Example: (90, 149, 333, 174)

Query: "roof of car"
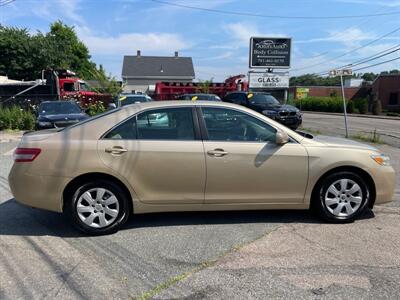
(40, 100, 77, 104)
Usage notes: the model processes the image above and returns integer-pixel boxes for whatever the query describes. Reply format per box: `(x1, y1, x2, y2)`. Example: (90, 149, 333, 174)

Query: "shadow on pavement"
(0, 198, 375, 237)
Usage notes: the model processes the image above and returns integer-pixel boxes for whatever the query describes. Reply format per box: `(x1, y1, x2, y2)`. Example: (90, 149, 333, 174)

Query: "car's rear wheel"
(313, 171, 370, 222)
(65, 180, 130, 235)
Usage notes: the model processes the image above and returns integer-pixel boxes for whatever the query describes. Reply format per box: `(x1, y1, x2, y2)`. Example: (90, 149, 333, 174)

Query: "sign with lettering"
(249, 37, 291, 69)
(329, 69, 353, 77)
(249, 72, 289, 88)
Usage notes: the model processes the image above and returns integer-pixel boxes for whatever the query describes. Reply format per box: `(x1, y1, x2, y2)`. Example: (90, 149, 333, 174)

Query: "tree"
(88, 65, 122, 98)
(0, 21, 99, 80)
(198, 78, 214, 93)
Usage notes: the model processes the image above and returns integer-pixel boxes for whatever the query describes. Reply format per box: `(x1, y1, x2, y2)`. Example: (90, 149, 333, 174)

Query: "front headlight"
(371, 153, 391, 166)
(38, 121, 52, 126)
(262, 110, 277, 116)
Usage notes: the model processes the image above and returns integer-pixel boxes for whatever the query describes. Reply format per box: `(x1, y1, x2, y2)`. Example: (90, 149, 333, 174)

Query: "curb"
(302, 111, 400, 121)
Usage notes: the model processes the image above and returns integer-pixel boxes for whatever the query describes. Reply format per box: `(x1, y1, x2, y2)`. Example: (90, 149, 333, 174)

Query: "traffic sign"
(329, 69, 353, 77)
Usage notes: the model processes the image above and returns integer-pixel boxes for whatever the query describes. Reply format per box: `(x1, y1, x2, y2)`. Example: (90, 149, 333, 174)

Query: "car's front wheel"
(65, 180, 130, 235)
(313, 171, 370, 222)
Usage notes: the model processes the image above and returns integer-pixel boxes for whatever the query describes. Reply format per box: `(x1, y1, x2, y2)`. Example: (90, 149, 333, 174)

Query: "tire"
(65, 180, 130, 235)
(312, 171, 370, 223)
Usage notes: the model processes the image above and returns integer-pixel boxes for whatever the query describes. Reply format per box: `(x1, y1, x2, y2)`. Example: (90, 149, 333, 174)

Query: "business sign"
(329, 69, 353, 77)
(296, 87, 309, 99)
(249, 72, 289, 89)
(249, 37, 291, 69)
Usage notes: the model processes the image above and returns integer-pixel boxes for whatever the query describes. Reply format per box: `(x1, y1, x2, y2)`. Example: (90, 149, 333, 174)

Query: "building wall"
(371, 75, 400, 111)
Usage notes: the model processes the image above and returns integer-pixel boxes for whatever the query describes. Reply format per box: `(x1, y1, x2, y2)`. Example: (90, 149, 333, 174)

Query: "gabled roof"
(122, 55, 195, 78)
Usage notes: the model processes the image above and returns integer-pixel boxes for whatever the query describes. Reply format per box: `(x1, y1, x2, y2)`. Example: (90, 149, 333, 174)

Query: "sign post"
(329, 69, 353, 138)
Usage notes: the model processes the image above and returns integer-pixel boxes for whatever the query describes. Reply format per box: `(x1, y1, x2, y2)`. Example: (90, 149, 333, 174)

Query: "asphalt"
(0, 120, 399, 299)
(301, 113, 400, 148)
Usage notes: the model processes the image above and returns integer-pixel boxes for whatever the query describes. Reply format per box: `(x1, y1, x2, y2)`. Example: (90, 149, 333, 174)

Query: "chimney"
(174, 51, 178, 57)
(137, 50, 141, 57)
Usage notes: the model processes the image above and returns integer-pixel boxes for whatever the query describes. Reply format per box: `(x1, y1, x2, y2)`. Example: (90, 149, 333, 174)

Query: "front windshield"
(79, 82, 91, 92)
(39, 102, 81, 115)
(250, 94, 280, 105)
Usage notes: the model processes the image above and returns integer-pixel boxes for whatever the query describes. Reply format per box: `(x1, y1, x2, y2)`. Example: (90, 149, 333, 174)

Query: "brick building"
(371, 74, 400, 111)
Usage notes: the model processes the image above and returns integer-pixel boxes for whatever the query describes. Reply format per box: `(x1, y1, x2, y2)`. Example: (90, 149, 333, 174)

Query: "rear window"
(65, 108, 121, 130)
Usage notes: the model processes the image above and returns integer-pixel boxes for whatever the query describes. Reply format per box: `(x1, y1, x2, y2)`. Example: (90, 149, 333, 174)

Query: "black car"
(176, 93, 222, 101)
(36, 101, 89, 130)
(223, 92, 302, 130)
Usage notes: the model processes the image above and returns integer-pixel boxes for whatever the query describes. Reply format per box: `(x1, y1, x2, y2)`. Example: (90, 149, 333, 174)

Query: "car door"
(98, 106, 206, 204)
(198, 106, 308, 204)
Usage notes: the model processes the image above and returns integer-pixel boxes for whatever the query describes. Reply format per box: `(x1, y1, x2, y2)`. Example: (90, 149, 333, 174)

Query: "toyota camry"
(8, 101, 395, 234)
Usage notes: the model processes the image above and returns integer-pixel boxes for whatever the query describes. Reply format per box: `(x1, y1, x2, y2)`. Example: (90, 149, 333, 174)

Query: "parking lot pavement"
(155, 209, 400, 299)
(0, 133, 399, 299)
(301, 113, 400, 148)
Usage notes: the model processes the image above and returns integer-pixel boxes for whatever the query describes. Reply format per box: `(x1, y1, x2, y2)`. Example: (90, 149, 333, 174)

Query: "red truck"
(152, 74, 248, 100)
(0, 69, 110, 108)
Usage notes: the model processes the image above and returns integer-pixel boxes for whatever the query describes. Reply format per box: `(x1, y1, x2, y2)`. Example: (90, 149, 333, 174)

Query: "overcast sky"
(1, 0, 400, 81)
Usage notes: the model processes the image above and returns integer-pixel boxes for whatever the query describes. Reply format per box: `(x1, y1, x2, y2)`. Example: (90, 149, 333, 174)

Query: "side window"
(63, 82, 76, 92)
(137, 107, 195, 140)
(201, 107, 277, 142)
(104, 117, 137, 140)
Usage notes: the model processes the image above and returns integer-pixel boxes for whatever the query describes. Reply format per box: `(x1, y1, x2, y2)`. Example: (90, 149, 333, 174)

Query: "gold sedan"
(8, 101, 396, 234)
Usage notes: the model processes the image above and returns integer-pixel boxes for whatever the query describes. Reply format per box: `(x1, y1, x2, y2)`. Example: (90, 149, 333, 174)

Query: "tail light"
(13, 148, 41, 162)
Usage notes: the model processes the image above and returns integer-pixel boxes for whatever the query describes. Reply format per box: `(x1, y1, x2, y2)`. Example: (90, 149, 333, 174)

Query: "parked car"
(35, 100, 89, 130)
(223, 92, 302, 130)
(9, 101, 395, 235)
(117, 94, 153, 107)
(176, 93, 222, 101)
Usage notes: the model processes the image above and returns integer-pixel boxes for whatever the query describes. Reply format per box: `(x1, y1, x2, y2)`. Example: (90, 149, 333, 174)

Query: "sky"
(1, 0, 400, 81)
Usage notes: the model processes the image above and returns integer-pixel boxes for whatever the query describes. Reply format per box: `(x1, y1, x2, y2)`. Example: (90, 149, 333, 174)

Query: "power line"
(352, 57, 400, 72)
(292, 25, 400, 72)
(319, 45, 400, 75)
(152, 0, 400, 20)
(0, 0, 15, 6)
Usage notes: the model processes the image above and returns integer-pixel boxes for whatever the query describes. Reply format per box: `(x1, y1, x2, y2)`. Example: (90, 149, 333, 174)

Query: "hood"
(259, 103, 298, 112)
(38, 113, 88, 121)
(313, 135, 378, 151)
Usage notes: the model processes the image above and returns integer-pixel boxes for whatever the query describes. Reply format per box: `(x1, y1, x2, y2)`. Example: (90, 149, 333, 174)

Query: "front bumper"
(8, 164, 71, 212)
(372, 166, 396, 205)
(275, 115, 302, 128)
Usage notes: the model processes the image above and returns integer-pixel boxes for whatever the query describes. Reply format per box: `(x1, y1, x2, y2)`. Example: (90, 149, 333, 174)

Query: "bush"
(0, 106, 36, 131)
(354, 98, 368, 114)
(86, 101, 106, 116)
(295, 96, 345, 113)
(372, 99, 382, 115)
(347, 101, 355, 113)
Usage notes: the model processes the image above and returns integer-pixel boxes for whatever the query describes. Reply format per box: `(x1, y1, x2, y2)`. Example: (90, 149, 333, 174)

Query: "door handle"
(105, 146, 128, 155)
(207, 148, 228, 157)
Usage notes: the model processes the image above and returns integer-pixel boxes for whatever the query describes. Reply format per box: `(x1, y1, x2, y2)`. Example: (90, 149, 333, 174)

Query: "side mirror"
(108, 103, 117, 110)
(275, 129, 289, 145)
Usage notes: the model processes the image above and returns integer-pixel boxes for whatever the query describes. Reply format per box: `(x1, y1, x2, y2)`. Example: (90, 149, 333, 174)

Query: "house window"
(389, 93, 398, 105)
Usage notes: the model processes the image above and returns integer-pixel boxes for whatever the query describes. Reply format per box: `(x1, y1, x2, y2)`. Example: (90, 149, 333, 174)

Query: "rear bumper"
(372, 166, 396, 205)
(8, 164, 71, 212)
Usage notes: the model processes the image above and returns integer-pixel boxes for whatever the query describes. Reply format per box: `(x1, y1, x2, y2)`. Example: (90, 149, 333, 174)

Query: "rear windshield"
(64, 108, 121, 130)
